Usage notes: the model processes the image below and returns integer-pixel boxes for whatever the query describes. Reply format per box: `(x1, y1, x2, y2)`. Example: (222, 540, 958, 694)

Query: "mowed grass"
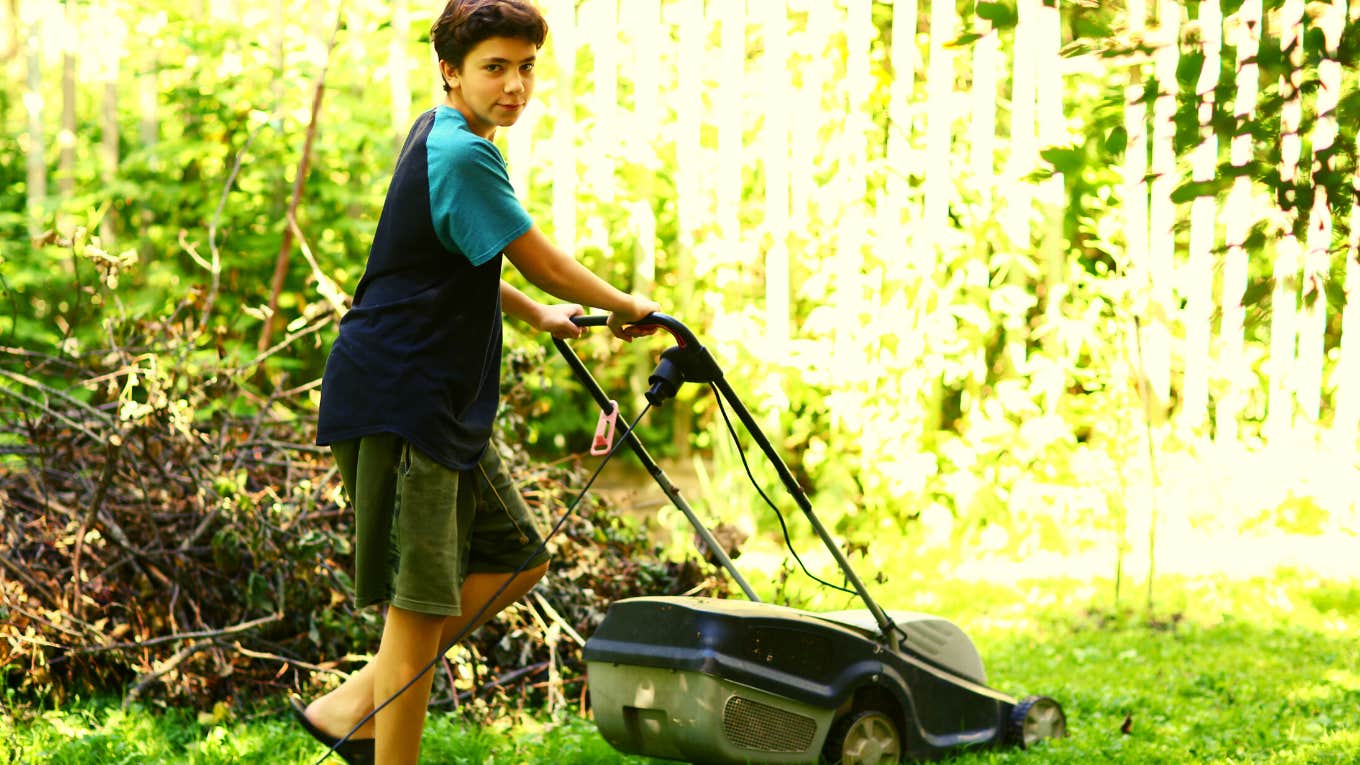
(3, 569, 1357, 764)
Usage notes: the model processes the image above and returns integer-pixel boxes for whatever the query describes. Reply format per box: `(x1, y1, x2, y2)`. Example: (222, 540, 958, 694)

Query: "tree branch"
(69, 436, 123, 619)
(258, 2, 345, 352)
(70, 612, 283, 656)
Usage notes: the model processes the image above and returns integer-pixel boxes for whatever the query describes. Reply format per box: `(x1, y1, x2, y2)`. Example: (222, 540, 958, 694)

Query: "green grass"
(3, 570, 1357, 764)
(946, 576, 1360, 763)
(0, 702, 654, 764)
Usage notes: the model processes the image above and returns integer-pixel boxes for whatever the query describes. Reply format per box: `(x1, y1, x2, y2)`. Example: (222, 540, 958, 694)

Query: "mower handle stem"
(559, 313, 901, 650)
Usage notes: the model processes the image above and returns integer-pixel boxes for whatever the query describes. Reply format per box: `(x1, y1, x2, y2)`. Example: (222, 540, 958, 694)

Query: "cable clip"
(591, 401, 619, 455)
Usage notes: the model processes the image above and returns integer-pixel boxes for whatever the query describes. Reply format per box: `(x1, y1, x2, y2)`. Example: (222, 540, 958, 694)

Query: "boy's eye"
(486, 64, 502, 72)
(521, 62, 535, 72)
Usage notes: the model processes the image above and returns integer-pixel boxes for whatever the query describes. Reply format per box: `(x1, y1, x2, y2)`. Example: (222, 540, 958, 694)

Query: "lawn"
(3, 567, 1357, 764)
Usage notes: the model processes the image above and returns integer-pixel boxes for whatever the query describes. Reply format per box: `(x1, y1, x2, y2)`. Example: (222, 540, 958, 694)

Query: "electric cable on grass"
(315, 402, 653, 765)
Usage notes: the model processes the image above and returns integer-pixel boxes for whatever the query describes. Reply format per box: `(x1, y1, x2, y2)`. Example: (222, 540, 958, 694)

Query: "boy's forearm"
(500, 280, 544, 328)
(532, 258, 635, 313)
(504, 226, 638, 315)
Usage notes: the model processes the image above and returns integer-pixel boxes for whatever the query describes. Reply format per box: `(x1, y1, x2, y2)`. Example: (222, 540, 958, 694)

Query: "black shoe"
(288, 695, 376, 765)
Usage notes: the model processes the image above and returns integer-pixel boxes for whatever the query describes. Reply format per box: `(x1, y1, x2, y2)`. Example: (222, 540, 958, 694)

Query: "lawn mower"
(553, 314, 1066, 764)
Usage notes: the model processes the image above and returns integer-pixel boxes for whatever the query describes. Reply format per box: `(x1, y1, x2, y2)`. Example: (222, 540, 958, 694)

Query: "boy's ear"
(439, 59, 460, 89)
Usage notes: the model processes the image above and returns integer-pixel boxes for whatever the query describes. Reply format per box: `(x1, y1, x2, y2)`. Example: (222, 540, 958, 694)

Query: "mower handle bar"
(569, 312, 696, 348)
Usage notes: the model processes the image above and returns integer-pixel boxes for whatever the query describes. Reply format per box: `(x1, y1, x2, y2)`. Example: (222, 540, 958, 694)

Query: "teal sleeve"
(427, 110, 533, 266)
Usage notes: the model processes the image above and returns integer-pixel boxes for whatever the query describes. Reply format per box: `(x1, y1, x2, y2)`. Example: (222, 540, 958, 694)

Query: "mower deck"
(586, 596, 1018, 764)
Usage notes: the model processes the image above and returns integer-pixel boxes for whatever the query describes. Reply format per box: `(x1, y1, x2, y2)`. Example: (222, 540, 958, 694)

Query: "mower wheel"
(1008, 695, 1067, 748)
(822, 709, 903, 765)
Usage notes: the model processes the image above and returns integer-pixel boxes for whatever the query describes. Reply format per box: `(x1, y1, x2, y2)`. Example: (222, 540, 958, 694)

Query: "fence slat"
(1266, 0, 1307, 442)
(1182, 0, 1223, 431)
(1216, 0, 1263, 443)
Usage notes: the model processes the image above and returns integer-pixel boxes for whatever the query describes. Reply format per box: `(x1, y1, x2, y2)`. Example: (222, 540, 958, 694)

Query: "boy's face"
(441, 36, 537, 140)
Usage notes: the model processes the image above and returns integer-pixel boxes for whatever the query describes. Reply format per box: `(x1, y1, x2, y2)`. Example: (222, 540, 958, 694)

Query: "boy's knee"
(386, 604, 451, 634)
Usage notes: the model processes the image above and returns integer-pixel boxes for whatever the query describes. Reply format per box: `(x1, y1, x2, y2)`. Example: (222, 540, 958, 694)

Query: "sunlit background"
(4, 0, 1360, 760)
(7, 0, 1360, 586)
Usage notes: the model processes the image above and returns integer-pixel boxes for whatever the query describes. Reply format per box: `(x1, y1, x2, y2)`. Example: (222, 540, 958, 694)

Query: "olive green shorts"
(330, 433, 551, 616)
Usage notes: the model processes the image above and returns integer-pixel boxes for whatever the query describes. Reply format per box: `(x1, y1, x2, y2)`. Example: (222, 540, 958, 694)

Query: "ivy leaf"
(946, 32, 986, 49)
(976, 0, 1019, 29)
(1241, 277, 1274, 309)
(1171, 178, 1224, 204)
(1177, 52, 1206, 91)
(1040, 145, 1086, 175)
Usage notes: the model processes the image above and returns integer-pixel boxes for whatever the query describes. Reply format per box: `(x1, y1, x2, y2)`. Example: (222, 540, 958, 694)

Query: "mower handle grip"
(569, 312, 698, 348)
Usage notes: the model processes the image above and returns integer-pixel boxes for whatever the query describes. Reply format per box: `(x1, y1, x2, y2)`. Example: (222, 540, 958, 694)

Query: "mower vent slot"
(721, 695, 817, 753)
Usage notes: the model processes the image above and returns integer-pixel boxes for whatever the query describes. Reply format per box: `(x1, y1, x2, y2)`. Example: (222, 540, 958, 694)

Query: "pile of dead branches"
(0, 312, 723, 714)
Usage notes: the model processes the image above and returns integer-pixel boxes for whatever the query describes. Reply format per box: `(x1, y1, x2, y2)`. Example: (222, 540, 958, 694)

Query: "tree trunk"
(96, 2, 122, 245)
(1265, 0, 1306, 443)
(59, 0, 76, 199)
(258, 6, 342, 352)
(1216, 0, 1262, 444)
(23, 0, 45, 237)
(138, 57, 158, 155)
(1296, 1, 1344, 426)
(137, 48, 158, 240)
(1181, 0, 1222, 432)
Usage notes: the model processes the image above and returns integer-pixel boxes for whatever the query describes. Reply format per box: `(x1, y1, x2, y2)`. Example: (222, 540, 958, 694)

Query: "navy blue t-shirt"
(317, 107, 533, 470)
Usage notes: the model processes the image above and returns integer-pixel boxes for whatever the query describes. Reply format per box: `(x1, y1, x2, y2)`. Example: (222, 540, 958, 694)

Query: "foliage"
(0, 245, 726, 709)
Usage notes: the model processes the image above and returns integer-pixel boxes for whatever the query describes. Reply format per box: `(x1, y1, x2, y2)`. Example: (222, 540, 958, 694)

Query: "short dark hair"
(431, 0, 549, 91)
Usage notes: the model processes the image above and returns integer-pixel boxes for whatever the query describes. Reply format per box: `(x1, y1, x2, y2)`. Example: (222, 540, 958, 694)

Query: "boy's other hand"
(535, 303, 586, 339)
(608, 297, 661, 342)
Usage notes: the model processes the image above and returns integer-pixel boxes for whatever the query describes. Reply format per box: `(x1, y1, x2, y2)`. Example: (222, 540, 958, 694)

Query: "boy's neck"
(444, 95, 497, 141)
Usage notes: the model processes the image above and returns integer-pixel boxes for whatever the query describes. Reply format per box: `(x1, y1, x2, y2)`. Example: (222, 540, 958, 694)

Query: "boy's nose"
(505, 73, 525, 93)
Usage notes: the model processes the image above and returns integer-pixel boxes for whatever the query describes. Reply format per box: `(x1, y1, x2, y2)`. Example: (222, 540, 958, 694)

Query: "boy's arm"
(500, 280, 586, 339)
(503, 225, 660, 340)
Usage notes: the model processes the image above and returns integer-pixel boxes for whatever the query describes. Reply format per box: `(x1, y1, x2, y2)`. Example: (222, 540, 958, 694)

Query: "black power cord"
(707, 382, 856, 598)
(315, 402, 652, 764)
(708, 383, 913, 646)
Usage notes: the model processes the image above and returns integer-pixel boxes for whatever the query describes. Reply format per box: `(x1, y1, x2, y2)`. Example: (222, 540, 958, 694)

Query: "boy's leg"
(304, 437, 552, 745)
(373, 605, 444, 765)
(301, 563, 549, 740)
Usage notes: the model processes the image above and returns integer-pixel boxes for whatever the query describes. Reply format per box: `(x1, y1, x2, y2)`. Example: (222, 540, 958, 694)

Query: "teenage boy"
(289, 1, 660, 763)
